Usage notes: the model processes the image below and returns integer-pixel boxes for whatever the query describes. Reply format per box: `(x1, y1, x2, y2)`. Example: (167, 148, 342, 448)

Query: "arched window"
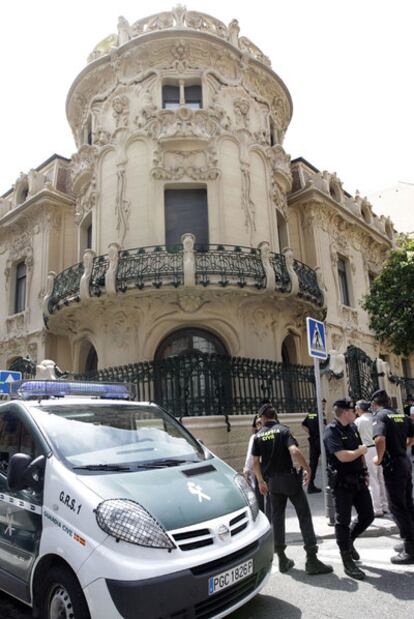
(282, 334, 298, 365)
(154, 328, 229, 416)
(14, 261, 27, 314)
(155, 328, 227, 360)
(85, 346, 98, 372)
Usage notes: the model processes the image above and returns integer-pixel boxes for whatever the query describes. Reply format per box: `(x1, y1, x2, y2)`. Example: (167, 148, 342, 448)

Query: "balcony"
(43, 238, 325, 319)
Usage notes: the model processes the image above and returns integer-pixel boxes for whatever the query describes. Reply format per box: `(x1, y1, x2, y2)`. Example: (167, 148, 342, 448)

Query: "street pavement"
(228, 465, 414, 619)
(1, 468, 413, 618)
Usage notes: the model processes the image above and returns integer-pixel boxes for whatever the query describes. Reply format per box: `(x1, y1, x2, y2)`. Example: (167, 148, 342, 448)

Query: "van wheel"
(39, 566, 91, 619)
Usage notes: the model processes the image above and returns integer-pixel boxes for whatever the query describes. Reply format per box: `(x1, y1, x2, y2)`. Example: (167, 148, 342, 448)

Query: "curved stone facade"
(0, 8, 412, 470)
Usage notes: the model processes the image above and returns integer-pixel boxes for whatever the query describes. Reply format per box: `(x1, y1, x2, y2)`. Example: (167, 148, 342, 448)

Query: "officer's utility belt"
(328, 467, 366, 491)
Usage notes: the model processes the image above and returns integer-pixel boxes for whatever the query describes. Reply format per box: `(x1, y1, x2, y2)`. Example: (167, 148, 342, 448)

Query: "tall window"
(14, 261, 27, 314)
(162, 83, 202, 109)
(164, 188, 208, 247)
(86, 224, 93, 249)
(337, 257, 351, 306)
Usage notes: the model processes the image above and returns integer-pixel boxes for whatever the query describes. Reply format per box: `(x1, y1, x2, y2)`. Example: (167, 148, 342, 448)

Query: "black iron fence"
(345, 345, 379, 401)
(76, 353, 316, 418)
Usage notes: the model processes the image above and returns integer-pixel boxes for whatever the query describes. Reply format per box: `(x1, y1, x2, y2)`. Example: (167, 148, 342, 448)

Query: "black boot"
(305, 550, 333, 575)
(277, 550, 295, 573)
(350, 543, 360, 561)
(393, 541, 404, 553)
(341, 550, 366, 580)
(307, 483, 322, 494)
(391, 542, 414, 565)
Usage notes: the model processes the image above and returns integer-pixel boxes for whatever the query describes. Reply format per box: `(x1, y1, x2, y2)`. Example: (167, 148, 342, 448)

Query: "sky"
(1, 0, 413, 207)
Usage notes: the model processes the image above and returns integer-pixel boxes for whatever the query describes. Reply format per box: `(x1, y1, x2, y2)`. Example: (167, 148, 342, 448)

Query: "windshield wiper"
(136, 458, 193, 469)
(73, 464, 131, 471)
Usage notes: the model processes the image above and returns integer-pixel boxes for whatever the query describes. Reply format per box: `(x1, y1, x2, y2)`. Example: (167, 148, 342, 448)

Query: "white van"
(0, 380, 273, 619)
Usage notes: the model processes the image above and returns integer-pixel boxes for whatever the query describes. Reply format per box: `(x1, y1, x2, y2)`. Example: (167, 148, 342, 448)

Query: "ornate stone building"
(0, 8, 411, 467)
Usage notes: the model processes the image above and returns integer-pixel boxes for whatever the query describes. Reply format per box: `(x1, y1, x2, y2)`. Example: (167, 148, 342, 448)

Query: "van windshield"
(31, 403, 207, 470)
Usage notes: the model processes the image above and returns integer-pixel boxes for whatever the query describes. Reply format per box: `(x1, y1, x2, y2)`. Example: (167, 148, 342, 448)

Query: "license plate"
(208, 559, 253, 595)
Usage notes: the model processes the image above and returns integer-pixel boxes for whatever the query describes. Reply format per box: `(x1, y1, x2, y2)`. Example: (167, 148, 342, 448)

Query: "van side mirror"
(7, 453, 45, 492)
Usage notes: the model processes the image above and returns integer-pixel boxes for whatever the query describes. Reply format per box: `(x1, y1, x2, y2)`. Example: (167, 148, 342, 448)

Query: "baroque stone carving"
(75, 174, 96, 224)
(117, 16, 132, 46)
(115, 166, 130, 247)
(71, 145, 97, 191)
(80, 249, 95, 300)
(233, 97, 250, 130)
(240, 163, 256, 243)
(112, 95, 129, 128)
(139, 106, 224, 141)
(152, 146, 220, 181)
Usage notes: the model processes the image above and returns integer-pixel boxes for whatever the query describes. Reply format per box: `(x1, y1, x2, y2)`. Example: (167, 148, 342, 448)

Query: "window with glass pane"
(184, 85, 202, 109)
(162, 85, 180, 109)
(337, 257, 351, 306)
(164, 188, 209, 247)
(15, 261, 26, 313)
(162, 84, 202, 109)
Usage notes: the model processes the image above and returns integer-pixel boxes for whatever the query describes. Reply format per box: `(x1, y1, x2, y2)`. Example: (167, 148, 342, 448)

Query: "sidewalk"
(284, 467, 400, 543)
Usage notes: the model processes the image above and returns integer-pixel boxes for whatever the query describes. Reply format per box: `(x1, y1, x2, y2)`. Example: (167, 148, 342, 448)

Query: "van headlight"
(234, 474, 259, 521)
(95, 499, 175, 549)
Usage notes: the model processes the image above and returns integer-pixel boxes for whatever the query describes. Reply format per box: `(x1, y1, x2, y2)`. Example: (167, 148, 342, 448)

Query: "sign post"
(306, 318, 333, 523)
(0, 371, 22, 395)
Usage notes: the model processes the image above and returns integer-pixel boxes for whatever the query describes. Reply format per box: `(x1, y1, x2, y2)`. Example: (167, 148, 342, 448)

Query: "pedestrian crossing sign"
(306, 317, 327, 360)
(0, 371, 22, 394)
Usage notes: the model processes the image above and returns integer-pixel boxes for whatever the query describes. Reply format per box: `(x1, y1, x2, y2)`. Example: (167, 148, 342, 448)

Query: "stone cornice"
(0, 189, 74, 228)
(288, 187, 392, 247)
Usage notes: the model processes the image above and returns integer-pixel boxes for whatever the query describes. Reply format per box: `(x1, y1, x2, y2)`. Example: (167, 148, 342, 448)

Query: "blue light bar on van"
(11, 380, 133, 401)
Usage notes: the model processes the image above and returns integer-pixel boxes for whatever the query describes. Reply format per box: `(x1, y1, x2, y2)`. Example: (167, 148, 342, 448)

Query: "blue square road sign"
(306, 317, 327, 360)
(0, 371, 22, 394)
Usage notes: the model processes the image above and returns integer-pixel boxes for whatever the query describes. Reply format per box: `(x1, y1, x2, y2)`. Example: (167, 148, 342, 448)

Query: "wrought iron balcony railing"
(293, 259, 324, 306)
(195, 244, 265, 288)
(45, 242, 324, 315)
(48, 262, 84, 314)
(116, 244, 184, 292)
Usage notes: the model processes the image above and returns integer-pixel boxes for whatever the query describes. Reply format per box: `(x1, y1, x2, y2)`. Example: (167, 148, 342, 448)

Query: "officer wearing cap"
(324, 399, 374, 580)
(371, 389, 414, 564)
(252, 402, 333, 576)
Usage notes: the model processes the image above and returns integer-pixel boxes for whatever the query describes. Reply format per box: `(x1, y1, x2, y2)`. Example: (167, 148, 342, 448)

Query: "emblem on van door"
(187, 481, 211, 503)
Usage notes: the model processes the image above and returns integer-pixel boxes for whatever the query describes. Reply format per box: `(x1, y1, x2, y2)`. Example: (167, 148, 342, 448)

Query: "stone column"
(42, 271, 56, 317)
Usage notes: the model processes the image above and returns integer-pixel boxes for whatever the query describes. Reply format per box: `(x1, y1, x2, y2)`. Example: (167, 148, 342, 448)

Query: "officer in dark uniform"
(301, 410, 325, 493)
(252, 402, 333, 576)
(371, 389, 414, 564)
(324, 399, 374, 580)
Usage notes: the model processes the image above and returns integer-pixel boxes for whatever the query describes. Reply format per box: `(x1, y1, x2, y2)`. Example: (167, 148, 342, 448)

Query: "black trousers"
(332, 482, 374, 551)
(269, 473, 317, 552)
(308, 439, 321, 484)
(383, 455, 414, 542)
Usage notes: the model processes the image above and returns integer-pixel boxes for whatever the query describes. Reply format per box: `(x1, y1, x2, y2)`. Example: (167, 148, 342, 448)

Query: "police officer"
(324, 399, 374, 580)
(252, 402, 333, 576)
(371, 389, 414, 564)
(301, 410, 325, 493)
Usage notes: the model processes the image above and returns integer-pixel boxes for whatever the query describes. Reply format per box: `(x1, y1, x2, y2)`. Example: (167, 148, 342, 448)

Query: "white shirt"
(355, 412, 374, 446)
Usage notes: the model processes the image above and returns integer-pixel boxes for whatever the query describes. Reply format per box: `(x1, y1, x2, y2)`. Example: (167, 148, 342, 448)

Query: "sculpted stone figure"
(117, 16, 131, 46)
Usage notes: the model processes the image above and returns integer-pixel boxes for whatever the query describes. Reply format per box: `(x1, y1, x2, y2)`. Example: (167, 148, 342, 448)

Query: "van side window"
(0, 412, 42, 474)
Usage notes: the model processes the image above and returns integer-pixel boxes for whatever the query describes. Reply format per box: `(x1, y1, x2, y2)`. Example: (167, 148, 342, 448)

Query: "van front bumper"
(105, 527, 273, 619)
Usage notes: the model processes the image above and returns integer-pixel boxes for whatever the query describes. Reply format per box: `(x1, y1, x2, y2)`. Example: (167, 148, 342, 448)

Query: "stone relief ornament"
(93, 127, 111, 146)
(134, 90, 157, 128)
(170, 40, 189, 71)
(152, 146, 220, 181)
(142, 107, 222, 141)
(105, 242, 121, 296)
(80, 249, 95, 300)
(177, 294, 209, 313)
(75, 175, 96, 225)
(71, 145, 97, 192)
(240, 163, 256, 243)
(115, 167, 130, 247)
(233, 97, 250, 130)
(112, 95, 129, 128)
